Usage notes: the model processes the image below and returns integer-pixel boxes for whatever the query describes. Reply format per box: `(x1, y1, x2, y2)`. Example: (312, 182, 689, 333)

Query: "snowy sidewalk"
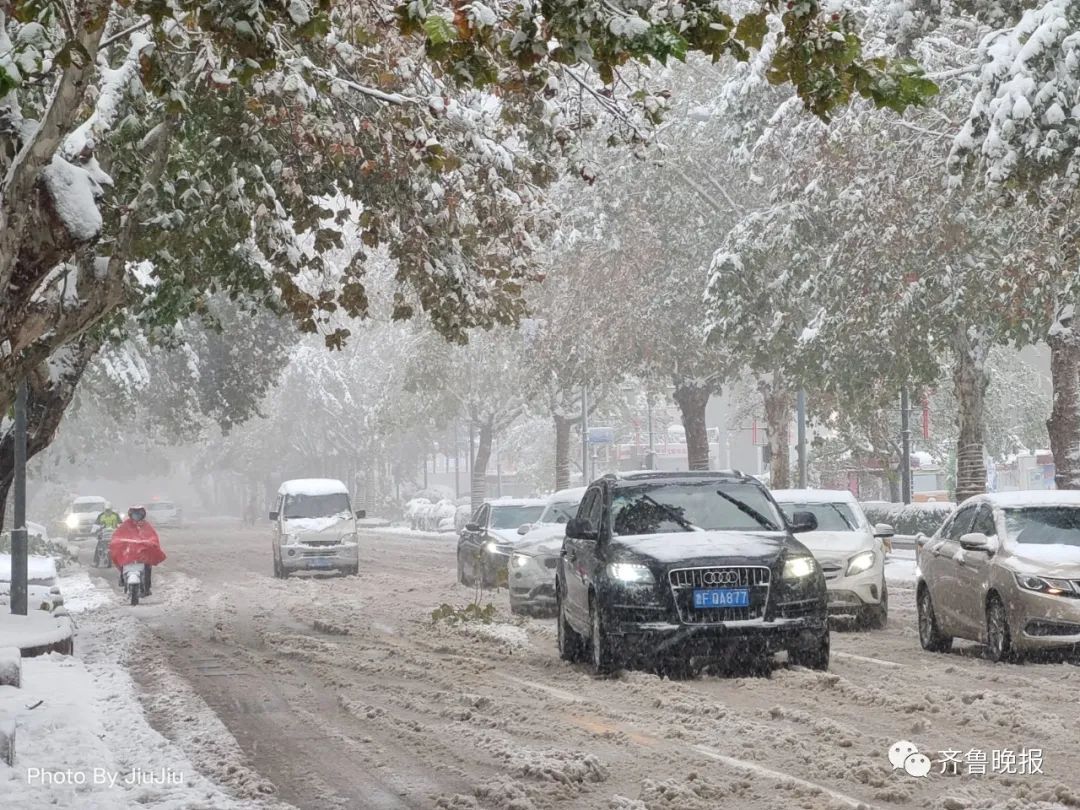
(0, 571, 265, 809)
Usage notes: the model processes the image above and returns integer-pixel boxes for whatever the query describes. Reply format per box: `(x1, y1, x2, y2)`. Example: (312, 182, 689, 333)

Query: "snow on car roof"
(278, 478, 349, 496)
(976, 491, 1080, 509)
(548, 487, 587, 502)
(73, 495, 106, 503)
(771, 489, 858, 504)
(489, 497, 547, 507)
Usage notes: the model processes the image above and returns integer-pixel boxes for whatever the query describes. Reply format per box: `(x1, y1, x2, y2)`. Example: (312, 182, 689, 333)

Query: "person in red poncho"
(109, 505, 167, 597)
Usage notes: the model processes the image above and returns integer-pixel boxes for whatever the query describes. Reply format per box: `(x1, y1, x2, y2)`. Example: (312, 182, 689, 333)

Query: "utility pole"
(453, 423, 460, 499)
(11, 381, 28, 615)
(796, 389, 808, 489)
(646, 395, 655, 470)
(581, 385, 589, 484)
(901, 388, 912, 504)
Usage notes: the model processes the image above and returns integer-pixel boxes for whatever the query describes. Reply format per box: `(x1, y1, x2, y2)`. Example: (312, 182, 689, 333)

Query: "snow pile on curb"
(459, 622, 531, 651)
(0, 651, 252, 809)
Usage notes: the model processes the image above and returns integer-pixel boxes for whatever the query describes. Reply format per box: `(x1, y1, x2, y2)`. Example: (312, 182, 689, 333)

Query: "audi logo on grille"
(701, 570, 740, 586)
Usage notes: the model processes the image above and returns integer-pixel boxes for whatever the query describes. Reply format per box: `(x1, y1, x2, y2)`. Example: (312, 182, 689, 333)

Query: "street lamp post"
(10, 381, 28, 616)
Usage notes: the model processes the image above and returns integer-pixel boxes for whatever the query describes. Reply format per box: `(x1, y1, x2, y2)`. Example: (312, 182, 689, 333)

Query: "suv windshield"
(1004, 507, 1080, 547)
(611, 481, 783, 535)
(537, 500, 579, 524)
(73, 501, 105, 513)
(777, 502, 857, 531)
(147, 502, 174, 511)
(491, 505, 544, 529)
(283, 492, 351, 520)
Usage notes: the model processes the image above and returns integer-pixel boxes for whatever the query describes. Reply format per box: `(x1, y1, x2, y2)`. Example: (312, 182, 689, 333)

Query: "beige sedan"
(916, 492, 1080, 661)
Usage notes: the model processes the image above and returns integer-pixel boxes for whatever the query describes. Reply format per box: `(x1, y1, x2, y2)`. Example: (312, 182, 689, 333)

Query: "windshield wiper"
(715, 489, 778, 531)
(641, 494, 701, 532)
(825, 503, 855, 530)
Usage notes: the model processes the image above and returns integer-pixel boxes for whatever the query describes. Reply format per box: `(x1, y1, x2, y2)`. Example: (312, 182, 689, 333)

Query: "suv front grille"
(820, 562, 843, 581)
(668, 566, 770, 624)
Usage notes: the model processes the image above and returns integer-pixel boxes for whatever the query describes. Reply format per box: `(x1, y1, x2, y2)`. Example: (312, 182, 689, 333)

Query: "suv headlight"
(1014, 573, 1076, 596)
(606, 562, 654, 584)
(512, 553, 530, 568)
(783, 555, 817, 579)
(66, 514, 80, 529)
(846, 550, 876, 576)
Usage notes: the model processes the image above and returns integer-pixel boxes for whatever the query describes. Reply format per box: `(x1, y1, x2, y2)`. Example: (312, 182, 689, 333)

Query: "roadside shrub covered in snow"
(0, 532, 76, 571)
(862, 501, 955, 536)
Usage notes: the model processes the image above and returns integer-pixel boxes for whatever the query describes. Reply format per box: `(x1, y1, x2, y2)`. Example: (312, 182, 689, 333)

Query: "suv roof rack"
(605, 469, 750, 481)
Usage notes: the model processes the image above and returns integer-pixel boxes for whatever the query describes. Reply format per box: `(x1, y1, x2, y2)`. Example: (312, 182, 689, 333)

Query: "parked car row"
(452, 470, 1080, 676)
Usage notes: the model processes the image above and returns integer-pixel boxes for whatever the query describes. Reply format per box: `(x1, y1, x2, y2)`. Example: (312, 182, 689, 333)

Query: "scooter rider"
(96, 504, 121, 530)
(110, 505, 165, 597)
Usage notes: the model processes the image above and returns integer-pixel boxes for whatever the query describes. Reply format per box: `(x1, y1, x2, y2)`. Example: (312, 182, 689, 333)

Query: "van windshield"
(283, 492, 351, 519)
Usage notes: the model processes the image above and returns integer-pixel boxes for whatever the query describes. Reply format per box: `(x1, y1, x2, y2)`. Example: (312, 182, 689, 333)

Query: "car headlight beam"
(783, 555, 817, 579)
(512, 553, 530, 568)
(846, 550, 876, 577)
(606, 562, 654, 584)
(65, 514, 80, 529)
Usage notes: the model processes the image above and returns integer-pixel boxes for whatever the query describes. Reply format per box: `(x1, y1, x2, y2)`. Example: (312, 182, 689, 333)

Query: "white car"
(771, 489, 893, 629)
(63, 495, 108, 540)
(145, 500, 182, 528)
(270, 479, 362, 578)
(508, 487, 586, 615)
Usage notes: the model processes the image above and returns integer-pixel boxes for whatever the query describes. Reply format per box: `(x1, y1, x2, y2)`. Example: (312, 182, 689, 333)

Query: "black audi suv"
(555, 470, 829, 676)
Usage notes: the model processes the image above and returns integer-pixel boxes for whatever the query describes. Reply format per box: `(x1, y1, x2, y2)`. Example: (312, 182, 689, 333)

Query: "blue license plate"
(309, 559, 334, 569)
(693, 588, 749, 608)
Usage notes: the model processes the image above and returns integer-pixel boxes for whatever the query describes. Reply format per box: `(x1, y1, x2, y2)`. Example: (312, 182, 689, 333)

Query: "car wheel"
(985, 594, 1017, 663)
(917, 585, 952, 653)
(862, 579, 888, 630)
(788, 630, 829, 671)
(589, 594, 617, 675)
(557, 588, 585, 663)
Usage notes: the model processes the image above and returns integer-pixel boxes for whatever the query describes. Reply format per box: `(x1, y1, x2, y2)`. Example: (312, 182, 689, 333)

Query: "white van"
(270, 479, 363, 578)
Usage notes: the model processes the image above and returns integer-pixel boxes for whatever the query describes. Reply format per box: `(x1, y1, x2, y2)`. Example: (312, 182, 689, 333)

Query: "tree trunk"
(554, 414, 573, 492)
(952, 328, 991, 504)
(1048, 311, 1080, 489)
(0, 337, 99, 529)
(471, 418, 493, 512)
(672, 384, 711, 471)
(759, 378, 792, 489)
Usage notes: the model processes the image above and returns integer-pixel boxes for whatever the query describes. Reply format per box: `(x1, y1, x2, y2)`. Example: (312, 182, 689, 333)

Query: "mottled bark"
(672, 384, 711, 471)
(760, 378, 792, 489)
(952, 328, 990, 504)
(471, 418, 493, 513)
(553, 414, 573, 492)
(1048, 315, 1080, 489)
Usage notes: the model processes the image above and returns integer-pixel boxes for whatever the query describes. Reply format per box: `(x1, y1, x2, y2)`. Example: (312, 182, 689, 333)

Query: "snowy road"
(87, 522, 1080, 810)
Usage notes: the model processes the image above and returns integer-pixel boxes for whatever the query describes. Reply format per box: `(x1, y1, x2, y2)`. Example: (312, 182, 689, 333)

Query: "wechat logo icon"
(889, 740, 932, 778)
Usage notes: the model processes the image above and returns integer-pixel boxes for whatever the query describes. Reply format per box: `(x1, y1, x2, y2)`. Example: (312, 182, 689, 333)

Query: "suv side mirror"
(355, 510, 366, 519)
(268, 511, 279, 521)
(873, 523, 895, 539)
(566, 517, 597, 541)
(959, 532, 996, 553)
(789, 511, 818, 533)
(464, 522, 480, 533)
